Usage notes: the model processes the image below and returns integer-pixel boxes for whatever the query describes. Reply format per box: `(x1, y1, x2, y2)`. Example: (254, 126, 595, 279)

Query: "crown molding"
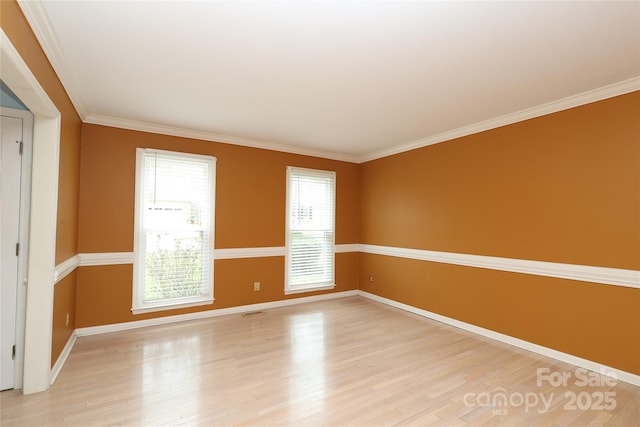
(18, 0, 357, 163)
(358, 77, 640, 163)
(16, 0, 638, 164)
(88, 77, 638, 165)
(17, 0, 88, 119)
(84, 114, 360, 163)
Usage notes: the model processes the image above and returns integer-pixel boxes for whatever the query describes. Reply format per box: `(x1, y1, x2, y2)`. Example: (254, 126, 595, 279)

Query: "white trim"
(86, 114, 360, 164)
(74, 245, 639, 289)
(284, 284, 336, 295)
(53, 255, 81, 284)
(79, 252, 134, 266)
(76, 290, 357, 336)
(359, 78, 640, 162)
(18, 0, 359, 163)
(1, 28, 61, 395)
(357, 290, 639, 387)
(335, 244, 359, 253)
(49, 330, 76, 386)
(67, 290, 638, 388)
(1, 107, 34, 391)
(285, 167, 337, 294)
(23, 107, 60, 395)
(131, 298, 214, 315)
(0, 32, 59, 117)
(75, 246, 364, 264)
(131, 149, 216, 314)
(17, 0, 87, 119)
(14, 0, 639, 165)
(214, 246, 286, 259)
(14, 108, 32, 391)
(87, 77, 638, 164)
(360, 244, 640, 289)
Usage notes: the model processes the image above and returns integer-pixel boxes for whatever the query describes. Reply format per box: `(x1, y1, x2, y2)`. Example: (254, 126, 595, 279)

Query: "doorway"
(0, 107, 33, 390)
(1, 29, 61, 394)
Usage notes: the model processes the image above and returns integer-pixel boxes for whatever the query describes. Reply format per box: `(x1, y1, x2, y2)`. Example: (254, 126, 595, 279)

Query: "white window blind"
(286, 167, 336, 293)
(133, 149, 216, 313)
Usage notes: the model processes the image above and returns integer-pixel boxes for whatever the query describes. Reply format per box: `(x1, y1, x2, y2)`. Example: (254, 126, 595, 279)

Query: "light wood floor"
(1, 296, 638, 426)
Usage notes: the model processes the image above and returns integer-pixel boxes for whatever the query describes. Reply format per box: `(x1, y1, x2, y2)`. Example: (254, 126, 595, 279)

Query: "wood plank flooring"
(1, 296, 638, 426)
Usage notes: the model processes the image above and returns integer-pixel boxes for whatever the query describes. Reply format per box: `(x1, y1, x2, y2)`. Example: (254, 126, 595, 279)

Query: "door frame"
(1, 28, 61, 394)
(0, 107, 33, 390)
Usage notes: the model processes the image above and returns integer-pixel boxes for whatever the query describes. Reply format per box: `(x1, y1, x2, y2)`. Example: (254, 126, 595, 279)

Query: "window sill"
(284, 284, 335, 295)
(131, 298, 214, 315)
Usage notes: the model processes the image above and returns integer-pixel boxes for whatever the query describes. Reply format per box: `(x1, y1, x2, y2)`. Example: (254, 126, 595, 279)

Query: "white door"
(0, 111, 27, 390)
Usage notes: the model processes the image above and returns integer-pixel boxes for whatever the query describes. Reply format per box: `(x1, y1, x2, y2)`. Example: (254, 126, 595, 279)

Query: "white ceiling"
(19, 1, 640, 162)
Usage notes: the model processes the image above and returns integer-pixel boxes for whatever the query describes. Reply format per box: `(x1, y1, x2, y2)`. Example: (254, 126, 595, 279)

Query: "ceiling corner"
(17, 0, 89, 120)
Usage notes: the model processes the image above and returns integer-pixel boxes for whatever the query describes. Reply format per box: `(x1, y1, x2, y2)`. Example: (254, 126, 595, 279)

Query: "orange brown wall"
(76, 124, 360, 327)
(1, 0, 82, 366)
(4, 0, 637, 377)
(359, 92, 640, 374)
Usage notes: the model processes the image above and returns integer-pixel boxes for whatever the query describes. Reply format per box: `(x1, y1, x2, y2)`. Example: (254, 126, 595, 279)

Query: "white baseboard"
(75, 290, 358, 336)
(53, 289, 639, 389)
(50, 330, 76, 385)
(357, 290, 639, 387)
(53, 291, 356, 385)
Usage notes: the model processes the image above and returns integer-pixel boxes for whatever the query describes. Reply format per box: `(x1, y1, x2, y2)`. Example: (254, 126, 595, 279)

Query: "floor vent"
(241, 311, 265, 318)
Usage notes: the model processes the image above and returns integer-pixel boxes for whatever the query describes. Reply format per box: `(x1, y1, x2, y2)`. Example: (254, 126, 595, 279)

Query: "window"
(286, 167, 336, 294)
(133, 149, 216, 313)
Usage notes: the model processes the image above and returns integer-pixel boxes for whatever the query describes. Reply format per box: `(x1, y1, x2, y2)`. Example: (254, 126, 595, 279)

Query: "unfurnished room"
(0, 1, 639, 426)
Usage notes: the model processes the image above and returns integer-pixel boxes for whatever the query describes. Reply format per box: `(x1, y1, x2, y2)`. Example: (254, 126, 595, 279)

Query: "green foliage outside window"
(144, 246, 202, 301)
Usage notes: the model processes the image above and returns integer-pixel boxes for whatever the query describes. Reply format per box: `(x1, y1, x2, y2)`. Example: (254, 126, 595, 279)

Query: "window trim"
(285, 166, 336, 295)
(132, 148, 216, 314)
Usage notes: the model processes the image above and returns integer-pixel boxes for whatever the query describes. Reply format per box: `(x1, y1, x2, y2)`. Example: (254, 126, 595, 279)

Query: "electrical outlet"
(369, 276, 374, 283)
(253, 281, 261, 291)
(65, 312, 70, 327)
